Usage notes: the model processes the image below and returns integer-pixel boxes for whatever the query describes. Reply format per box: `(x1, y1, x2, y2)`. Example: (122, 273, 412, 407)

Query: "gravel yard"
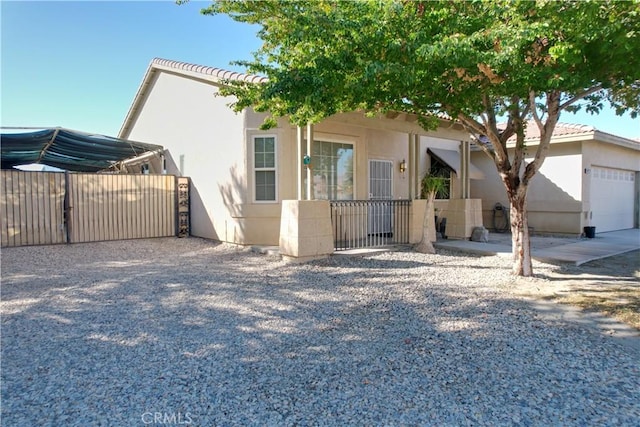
(1, 237, 639, 426)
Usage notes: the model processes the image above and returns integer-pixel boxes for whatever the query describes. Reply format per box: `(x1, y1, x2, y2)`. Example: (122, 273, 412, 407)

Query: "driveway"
(1, 238, 638, 426)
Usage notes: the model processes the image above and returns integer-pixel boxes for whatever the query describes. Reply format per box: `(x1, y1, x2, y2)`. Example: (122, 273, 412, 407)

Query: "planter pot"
(584, 226, 596, 239)
(439, 217, 447, 239)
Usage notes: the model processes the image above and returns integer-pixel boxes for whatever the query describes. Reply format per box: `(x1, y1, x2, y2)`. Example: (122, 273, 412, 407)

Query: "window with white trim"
(254, 136, 277, 201)
(308, 140, 354, 200)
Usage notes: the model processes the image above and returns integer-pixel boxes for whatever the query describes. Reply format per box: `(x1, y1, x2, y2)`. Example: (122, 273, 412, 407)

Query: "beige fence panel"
(68, 174, 176, 243)
(1, 170, 66, 247)
(1, 171, 178, 247)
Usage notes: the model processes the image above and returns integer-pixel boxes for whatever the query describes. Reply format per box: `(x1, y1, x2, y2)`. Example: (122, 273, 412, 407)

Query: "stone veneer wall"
(434, 199, 484, 239)
(279, 200, 334, 262)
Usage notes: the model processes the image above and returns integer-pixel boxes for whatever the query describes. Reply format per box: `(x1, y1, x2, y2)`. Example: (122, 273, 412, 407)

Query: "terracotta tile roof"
(471, 120, 640, 151)
(151, 58, 267, 84)
(150, 58, 453, 123)
(119, 58, 268, 137)
(503, 121, 596, 142)
(489, 120, 639, 149)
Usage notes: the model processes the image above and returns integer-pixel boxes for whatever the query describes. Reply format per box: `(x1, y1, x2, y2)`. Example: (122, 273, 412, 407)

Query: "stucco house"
(470, 122, 640, 235)
(118, 58, 486, 259)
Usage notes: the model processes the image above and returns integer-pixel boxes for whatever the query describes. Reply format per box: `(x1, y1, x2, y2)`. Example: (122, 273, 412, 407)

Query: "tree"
(415, 174, 449, 254)
(198, 0, 640, 276)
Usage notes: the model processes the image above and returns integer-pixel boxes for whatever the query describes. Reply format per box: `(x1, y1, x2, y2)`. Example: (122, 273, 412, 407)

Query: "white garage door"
(590, 166, 636, 232)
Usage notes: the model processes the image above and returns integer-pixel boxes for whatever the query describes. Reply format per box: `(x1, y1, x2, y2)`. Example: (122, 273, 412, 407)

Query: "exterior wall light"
(399, 159, 407, 174)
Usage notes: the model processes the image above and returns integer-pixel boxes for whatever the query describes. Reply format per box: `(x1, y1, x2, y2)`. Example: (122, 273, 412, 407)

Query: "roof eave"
(118, 58, 267, 140)
(507, 131, 597, 147)
(506, 130, 640, 150)
(592, 130, 640, 150)
(118, 61, 158, 139)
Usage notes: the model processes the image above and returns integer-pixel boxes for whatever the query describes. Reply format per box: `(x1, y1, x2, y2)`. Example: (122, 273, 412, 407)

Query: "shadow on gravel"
(538, 250, 640, 282)
(1, 238, 639, 426)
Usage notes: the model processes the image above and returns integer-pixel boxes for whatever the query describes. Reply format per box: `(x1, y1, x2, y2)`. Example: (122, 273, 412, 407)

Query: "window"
(429, 156, 451, 199)
(307, 140, 354, 200)
(254, 136, 276, 201)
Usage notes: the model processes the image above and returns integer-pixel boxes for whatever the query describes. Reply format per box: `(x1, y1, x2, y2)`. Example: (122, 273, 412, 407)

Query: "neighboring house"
(119, 58, 486, 259)
(471, 122, 640, 235)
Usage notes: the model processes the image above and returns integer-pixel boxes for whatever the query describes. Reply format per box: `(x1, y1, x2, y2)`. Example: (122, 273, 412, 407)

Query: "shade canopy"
(1, 127, 163, 172)
(428, 148, 485, 180)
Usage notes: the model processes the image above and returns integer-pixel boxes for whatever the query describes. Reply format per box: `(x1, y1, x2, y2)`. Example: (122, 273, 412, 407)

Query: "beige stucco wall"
(471, 145, 584, 234)
(122, 71, 248, 242)
(471, 139, 640, 235)
(312, 119, 469, 202)
(312, 120, 410, 200)
(364, 127, 410, 199)
(122, 69, 473, 246)
(582, 140, 640, 171)
(526, 142, 584, 234)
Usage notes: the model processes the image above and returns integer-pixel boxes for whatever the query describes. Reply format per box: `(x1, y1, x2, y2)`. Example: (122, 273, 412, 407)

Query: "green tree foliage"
(197, 0, 640, 276)
(420, 174, 449, 201)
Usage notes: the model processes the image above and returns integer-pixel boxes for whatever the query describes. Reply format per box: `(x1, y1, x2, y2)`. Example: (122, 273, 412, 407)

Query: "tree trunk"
(509, 192, 533, 276)
(457, 94, 562, 277)
(415, 193, 436, 254)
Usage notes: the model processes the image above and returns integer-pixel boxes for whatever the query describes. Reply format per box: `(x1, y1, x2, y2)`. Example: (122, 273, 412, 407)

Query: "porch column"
(408, 133, 415, 199)
(465, 139, 471, 198)
(460, 140, 471, 199)
(306, 123, 314, 200)
(297, 126, 304, 200)
(413, 134, 421, 198)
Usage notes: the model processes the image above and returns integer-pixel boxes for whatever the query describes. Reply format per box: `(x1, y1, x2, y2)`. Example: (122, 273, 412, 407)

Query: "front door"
(368, 160, 393, 235)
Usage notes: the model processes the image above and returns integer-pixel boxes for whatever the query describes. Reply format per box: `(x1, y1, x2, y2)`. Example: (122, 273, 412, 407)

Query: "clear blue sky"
(2, 1, 639, 140)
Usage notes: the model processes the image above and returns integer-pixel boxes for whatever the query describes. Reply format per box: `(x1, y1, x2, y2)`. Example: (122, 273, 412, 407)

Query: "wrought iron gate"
(330, 200, 411, 250)
(177, 176, 190, 237)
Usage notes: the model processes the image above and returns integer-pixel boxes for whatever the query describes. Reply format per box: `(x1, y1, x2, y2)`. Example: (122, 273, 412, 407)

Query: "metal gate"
(330, 200, 411, 250)
(1, 170, 66, 246)
(1, 170, 188, 247)
(368, 160, 394, 235)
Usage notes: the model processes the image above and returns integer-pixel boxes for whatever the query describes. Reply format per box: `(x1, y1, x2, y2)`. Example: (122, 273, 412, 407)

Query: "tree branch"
(507, 100, 527, 178)
(529, 90, 544, 131)
(519, 102, 531, 122)
(483, 93, 499, 137)
(524, 91, 561, 185)
(456, 113, 496, 161)
(482, 95, 511, 170)
(460, 107, 509, 171)
(559, 84, 604, 110)
(456, 112, 486, 136)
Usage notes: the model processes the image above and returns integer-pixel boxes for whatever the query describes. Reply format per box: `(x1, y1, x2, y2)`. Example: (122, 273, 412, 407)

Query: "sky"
(2, 1, 639, 140)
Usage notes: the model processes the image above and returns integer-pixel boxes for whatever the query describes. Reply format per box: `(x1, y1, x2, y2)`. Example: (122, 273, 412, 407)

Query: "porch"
(277, 118, 485, 261)
(279, 198, 483, 261)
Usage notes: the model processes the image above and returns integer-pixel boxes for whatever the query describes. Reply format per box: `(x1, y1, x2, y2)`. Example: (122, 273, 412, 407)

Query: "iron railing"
(330, 199, 411, 251)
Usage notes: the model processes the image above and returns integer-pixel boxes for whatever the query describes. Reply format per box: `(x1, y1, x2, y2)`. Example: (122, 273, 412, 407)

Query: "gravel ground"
(1, 237, 639, 426)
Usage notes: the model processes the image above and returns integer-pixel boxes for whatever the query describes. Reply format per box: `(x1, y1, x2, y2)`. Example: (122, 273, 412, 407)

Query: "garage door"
(590, 166, 636, 232)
